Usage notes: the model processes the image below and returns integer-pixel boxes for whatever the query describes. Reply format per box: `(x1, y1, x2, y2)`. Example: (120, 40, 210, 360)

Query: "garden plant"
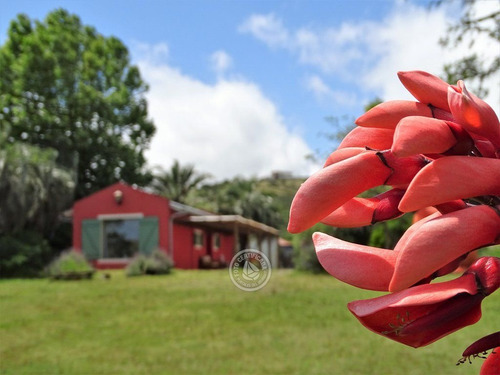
(46, 250, 94, 280)
(288, 70, 499, 374)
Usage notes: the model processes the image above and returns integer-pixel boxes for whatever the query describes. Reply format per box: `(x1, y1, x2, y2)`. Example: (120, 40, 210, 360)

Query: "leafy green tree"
(151, 160, 209, 203)
(436, 0, 499, 95)
(194, 177, 282, 228)
(0, 132, 75, 277)
(0, 138, 74, 237)
(0, 230, 54, 278)
(0, 9, 155, 198)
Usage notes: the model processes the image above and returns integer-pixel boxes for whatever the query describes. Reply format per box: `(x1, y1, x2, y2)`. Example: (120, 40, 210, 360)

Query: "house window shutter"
(82, 219, 101, 260)
(139, 217, 159, 255)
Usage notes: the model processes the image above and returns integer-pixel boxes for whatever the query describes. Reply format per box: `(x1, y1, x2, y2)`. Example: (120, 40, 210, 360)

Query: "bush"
(125, 254, 148, 277)
(126, 250, 173, 277)
(293, 242, 325, 274)
(0, 231, 55, 278)
(46, 251, 94, 280)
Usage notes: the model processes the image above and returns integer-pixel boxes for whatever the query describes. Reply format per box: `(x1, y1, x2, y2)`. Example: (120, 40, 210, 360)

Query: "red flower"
(288, 69, 500, 372)
(448, 80, 500, 149)
(347, 257, 499, 348)
(288, 150, 427, 233)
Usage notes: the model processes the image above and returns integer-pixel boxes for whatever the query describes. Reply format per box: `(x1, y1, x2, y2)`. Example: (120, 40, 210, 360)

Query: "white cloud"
(131, 41, 169, 64)
(363, 1, 499, 113)
(304, 75, 358, 107)
(210, 50, 233, 77)
(240, 1, 500, 114)
(135, 44, 318, 180)
(305, 75, 330, 97)
(238, 13, 290, 48)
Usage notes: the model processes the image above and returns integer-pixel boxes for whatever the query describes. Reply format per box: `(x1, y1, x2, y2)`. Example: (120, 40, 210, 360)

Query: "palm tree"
(151, 160, 209, 203)
(0, 137, 75, 236)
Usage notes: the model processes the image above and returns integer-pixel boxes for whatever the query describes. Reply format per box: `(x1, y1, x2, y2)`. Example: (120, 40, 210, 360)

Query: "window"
(212, 233, 220, 251)
(103, 219, 139, 258)
(193, 229, 204, 249)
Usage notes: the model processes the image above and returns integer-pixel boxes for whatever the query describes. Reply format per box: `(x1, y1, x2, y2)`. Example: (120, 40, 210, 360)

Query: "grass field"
(0, 269, 498, 375)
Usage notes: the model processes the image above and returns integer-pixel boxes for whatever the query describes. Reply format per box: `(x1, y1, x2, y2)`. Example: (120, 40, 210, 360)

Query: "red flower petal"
(322, 188, 405, 227)
(481, 349, 500, 375)
(288, 152, 390, 233)
(391, 116, 457, 157)
(323, 147, 366, 167)
(468, 257, 500, 296)
(398, 71, 450, 111)
(313, 232, 396, 291)
(348, 273, 481, 348)
(448, 81, 500, 148)
(321, 197, 377, 227)
(463, 332, 500, 358)
(390, 206, 500, 292)
(337, 127, 394, 150)
(355, 100, 432, 129)
(398, 156, 500, 212)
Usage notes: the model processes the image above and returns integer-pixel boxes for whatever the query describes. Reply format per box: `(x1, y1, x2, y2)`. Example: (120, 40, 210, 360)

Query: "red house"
(72, 182, 279, 269)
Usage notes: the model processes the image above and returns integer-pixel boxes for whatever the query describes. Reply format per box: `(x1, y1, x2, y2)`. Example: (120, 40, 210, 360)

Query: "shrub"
(125, 254, 148, 277)
(291, 225, 327, 273)
(126, 250, 173, 277)
(144, 250, 174, 275)
(292, 242, 324, 274)
(46, 251, 94, 280)
(0, 230, 55, 278)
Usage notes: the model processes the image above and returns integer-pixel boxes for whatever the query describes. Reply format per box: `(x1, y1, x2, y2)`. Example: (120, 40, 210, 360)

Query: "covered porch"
(177, 214, 280, 268)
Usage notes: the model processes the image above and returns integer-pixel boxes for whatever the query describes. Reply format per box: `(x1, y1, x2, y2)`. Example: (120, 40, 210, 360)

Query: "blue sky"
(2, 0, 499, 180)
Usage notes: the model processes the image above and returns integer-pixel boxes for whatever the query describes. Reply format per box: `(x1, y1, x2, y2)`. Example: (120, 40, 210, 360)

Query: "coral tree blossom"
(288, 70, 500, 373)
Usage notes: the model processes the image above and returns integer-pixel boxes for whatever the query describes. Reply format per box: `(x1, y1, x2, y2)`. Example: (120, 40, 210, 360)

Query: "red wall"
(73, 182, 170, 251)
(212, 233, 234, 265)
(172, 224, 204, 269)
(171, 225, 236, 269)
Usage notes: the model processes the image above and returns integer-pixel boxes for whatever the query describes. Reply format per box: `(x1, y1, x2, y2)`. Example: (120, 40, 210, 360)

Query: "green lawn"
(0, 270, 498, 375)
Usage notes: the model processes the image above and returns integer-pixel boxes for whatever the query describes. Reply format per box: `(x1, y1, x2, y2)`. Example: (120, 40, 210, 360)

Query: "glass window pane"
(104, 219, 139, 258)
(193, 230, 203, 248)
(213, 233, 220, 250)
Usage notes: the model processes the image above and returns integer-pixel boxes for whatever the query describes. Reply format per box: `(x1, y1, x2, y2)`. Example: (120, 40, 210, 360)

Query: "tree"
(0, 132, 75, 277)
(0, 9, 155, 198)
(436, 0, 500, 95)
(151, 160, 209, 203)
(0, 137, 74, 237)
(194, 177, 282, 228)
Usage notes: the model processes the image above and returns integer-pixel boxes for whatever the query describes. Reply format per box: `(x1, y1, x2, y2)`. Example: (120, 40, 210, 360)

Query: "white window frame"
(193, 229, 204, 250)
(212, 232, 220, 251)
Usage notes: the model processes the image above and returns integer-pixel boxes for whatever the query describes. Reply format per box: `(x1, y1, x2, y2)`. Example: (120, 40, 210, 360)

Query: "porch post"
(233, 223, 240, 254)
